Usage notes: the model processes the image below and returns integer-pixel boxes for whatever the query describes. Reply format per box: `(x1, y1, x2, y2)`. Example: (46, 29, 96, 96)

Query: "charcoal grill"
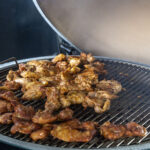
(0, 56, 150, 150)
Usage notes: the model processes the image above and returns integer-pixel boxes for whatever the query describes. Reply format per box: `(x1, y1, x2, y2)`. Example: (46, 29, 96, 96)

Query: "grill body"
(0, 56, 150, 149)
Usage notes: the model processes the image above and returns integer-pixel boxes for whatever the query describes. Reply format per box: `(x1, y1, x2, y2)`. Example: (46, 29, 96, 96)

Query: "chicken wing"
(0, 91, 18, 101)
(100, 121, 147, 140)
(96, 80, 122, 94)
(0, 113, 13, 124)
(0, 100, 13, 114)
(30, 124, 52, 141)
(51, 119, 97, 142)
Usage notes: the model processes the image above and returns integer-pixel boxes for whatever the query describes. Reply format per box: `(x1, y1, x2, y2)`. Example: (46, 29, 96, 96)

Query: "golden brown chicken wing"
(0, 91, 18, 101)
(51, 119, 97, 142)
(11, 120, 40, 134)
(30, 124, 52, 141)
(96, 80, 122, 94)
(0, 100, 13, 114)
(0, 113, 13, 124)
(100, 121, 147, 140)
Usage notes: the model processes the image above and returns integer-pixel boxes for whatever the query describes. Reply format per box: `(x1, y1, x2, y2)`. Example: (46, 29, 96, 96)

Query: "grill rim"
(0, 55, 150, 149)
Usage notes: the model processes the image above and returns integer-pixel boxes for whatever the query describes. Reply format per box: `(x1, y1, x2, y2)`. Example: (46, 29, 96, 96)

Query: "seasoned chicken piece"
(57, 108, 73, 121)
(84, 61, 107, 74)
(39, 76, 58, 86)
(83, 96, 110, 113)
(60, 91, 86, 107)
(88, 91, 118, 100)
(32, 110, 57, 124)
(22, 86, 45, 101)
(82, 90, 118, 113)
(11, 120, 40, 134)
(100, 121, 147, 140)
(75, 69, 98, 90)
(56, 61, 68, 71)
(19, 63, 36, 72)
(96, 80, 122, 94)
(52, 54, 66, 63)
(67, 56, 81, 67)
(80, 53, 95, 64)
(30, 124, 52, 141)
(45, 87, 61, 111)
(0, 81, 21, 91)
(6, 70, 20, 81)
(51, 119, 97, 142)
(14, 78, 35, 87)
(20, 71, 40, 79)
(32, 108, 73, 124)
(0, 91, 18, 101)
(13, 104, 35, 121)
(0, 100, 13, 114)
(0, 113, 13, 124)
(125, 122, 147, 137)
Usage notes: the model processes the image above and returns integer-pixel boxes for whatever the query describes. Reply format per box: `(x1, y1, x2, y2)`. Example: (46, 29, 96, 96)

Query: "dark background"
(0, 0, 58, 149)
(0, 0, 58, 62)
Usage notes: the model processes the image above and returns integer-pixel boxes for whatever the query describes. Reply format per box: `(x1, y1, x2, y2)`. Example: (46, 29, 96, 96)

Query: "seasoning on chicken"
(11, 120, 40, 134)
(96, 80, 122, 94)
(51, 119, 97, 142)
(32, 110, 57, 124)
(13, 104, 35, 121)
(32, 108, 73, 124)
(21, 86, 46, 101)
(0, 100, 13, 114)
(30, 124, 52, 141)
(82, 90, 117, 113)
(0, 81, 20, 91)
(6, 70, 20, 81)
(67, 56, 81, 67)
(45, 87, 61, 111)
(60, 91, 86, 108)
(0, 91, 18, 101)
(100, 121, 147, 140)
(0, 113, 13, 124)
(52, 53, 66, 63)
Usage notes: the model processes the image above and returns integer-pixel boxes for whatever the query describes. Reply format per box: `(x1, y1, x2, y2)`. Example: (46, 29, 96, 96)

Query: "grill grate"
(1, 57, 150, 149)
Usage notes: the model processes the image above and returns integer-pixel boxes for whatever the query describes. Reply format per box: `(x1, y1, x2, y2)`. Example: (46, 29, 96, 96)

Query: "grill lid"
(0, 56, 150, 149)
(33, 0, 150, 64)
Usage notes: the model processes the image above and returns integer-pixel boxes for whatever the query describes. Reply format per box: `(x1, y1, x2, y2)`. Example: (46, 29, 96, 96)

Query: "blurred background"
(0, 0, 58, 62)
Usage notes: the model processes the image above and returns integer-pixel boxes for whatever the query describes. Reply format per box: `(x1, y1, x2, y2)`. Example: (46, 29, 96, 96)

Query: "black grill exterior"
(0, 56, 150, 150)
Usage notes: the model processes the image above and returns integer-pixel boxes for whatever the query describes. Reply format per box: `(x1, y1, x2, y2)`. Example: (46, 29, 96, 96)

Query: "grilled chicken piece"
(51, 119, 97, 142)
(83, 96, 110, 113)
(60, 91, 86, 108)
(67, 56, 81, 67)
(0, 113, 13, 124)
(30, 124, 52, 141)
(56, 61, 68, 71)
(22, 86, 45, 101)
(0, 81, 20, 91)
(96, 80, 122, 94)
(19, 63, 36, 72)
(45, 87, 61, 111)
(32, 108, 73, 124)
(0, 100, 13, 114)
(80, 53, 95, 64)
(100, 121, 147, 140)
(82, 90, 117, 113)
(57, 108, 73, 121)
(20, 71, 40, 79)
(13, 104, 35, 121)
(52, 54, 66, 63)
(32, 110, 57, 124)
(125, 122, 147, 137)
(0, 91, 18, 101)
(74, 69, 98, 91)
(11, 120, 40, 134)
(6, 70, 20, 81)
